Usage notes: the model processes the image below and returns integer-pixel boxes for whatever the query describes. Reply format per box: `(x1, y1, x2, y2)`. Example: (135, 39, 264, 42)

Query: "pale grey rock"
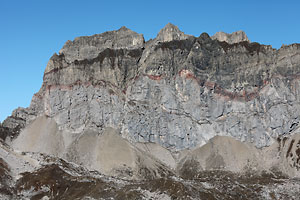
(55, 26, 144, 64)
(155, 23, 190, 42)
(4, 24, 300, 155)
(2, 24, 300, 197)
(19, 24, 300, 152)
(212, 30, 250, 44)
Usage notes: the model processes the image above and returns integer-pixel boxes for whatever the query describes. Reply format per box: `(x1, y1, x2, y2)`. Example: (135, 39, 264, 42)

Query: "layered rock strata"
(8, 23, 300, 150)
(1, 23, 299, 174)
(1, 24, 300, 198)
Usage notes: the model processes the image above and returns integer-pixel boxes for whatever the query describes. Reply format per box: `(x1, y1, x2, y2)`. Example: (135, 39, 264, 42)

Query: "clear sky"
(0, 0, 299, 122)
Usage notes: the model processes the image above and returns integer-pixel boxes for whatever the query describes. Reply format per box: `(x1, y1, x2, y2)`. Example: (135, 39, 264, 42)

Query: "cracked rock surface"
(1, 23, 300, 199)
(8, 23, 300, 150)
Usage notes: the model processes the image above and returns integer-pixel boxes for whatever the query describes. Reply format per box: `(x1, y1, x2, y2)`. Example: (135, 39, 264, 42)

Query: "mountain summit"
(212, 30, 250, 44)
(156, 23, 189, 42)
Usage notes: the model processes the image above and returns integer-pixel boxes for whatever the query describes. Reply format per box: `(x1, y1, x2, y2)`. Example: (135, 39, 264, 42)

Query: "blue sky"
(0, 0, 300, 122)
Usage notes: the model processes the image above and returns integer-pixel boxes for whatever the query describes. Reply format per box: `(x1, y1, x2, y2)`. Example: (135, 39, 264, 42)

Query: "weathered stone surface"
(56, 26, 144, 64)
(2, 23, 300, 199)
(23, 24, 300, 152)
(155, 23, 190, 42)
(212, 30, 250, 44)
(4, 23, 300, 172)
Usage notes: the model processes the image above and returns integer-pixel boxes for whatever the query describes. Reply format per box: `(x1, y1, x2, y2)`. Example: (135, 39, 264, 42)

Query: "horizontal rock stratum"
(7, 23, 300, 149)
(1, 23, 300, 199)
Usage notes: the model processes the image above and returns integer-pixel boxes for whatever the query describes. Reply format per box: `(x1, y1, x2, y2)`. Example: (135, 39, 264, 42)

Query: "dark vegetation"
(6, 160, 294, 200)
(218, 41, 263, 55)
(155, 38, 196, 52)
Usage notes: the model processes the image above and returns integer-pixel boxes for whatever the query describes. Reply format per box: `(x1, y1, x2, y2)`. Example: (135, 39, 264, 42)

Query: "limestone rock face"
(2, 24, 300, 199)
(7, 24, 300, 153)
(212, 30, 250, 44)
(155, 23, 190, 42)
(56, 26, 144, 64)
(3, 24, 300, 177)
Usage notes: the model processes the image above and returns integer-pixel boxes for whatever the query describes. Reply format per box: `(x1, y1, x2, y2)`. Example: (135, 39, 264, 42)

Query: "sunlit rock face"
(211, 30, 250, 44)
(5, 23, 300, 151)
(1, 24, 300, 199)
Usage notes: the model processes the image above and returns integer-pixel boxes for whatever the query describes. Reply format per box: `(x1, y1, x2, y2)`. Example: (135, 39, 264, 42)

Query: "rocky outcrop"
(22, 23, 300, 152)
(0, 106, 37, 142)
(211, 30, 250, 44)
(155, 23, 190, 42)
(1, 24, 300, 198)
(57, 26, 144, 64)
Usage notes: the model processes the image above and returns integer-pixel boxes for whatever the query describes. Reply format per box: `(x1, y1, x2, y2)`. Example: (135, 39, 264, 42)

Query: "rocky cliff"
(1, 23, 300, 199)
(7, 23, 300, 149)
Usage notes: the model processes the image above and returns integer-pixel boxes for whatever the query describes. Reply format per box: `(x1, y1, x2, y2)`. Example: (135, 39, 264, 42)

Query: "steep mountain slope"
(4, 24, 300, 151)
(1, 23, 300, 199)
